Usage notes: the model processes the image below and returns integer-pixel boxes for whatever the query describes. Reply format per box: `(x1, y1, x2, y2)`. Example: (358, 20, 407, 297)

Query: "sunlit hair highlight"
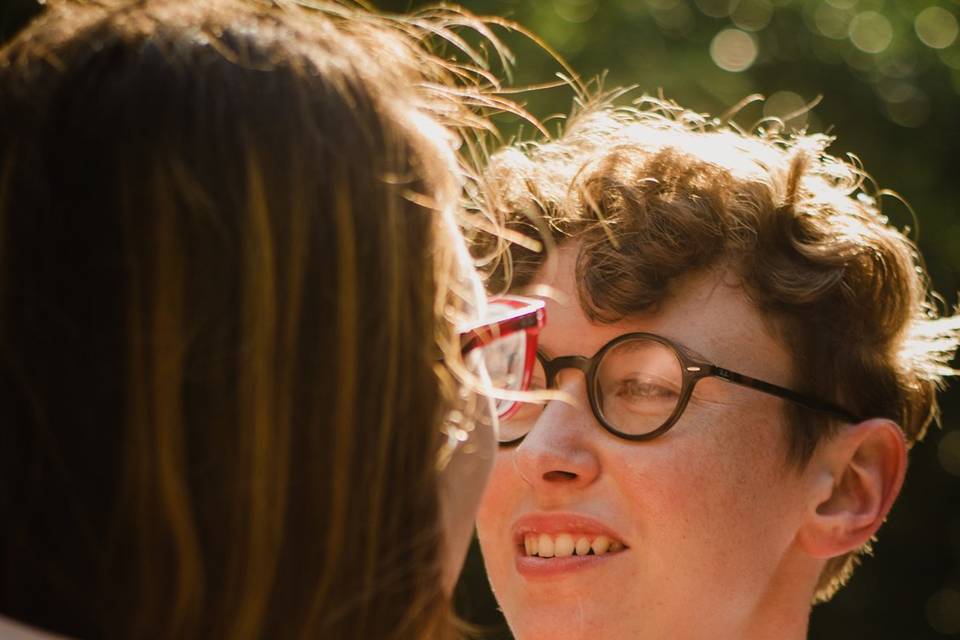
(480, 95, 960, 603)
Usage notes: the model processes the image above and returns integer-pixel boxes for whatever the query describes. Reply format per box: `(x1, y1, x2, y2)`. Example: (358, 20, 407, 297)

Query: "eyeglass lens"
(479, 330, 528, 417)
(464, 298, 533, 418)
(499, 336, 686, 442)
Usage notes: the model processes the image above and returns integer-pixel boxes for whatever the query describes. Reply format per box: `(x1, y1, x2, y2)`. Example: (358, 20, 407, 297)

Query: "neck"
(737, 551, 821, 640)
(741, 600, 811, 640)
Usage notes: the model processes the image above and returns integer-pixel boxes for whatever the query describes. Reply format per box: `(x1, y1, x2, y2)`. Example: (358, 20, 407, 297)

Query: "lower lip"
(514, 550, 623, 580)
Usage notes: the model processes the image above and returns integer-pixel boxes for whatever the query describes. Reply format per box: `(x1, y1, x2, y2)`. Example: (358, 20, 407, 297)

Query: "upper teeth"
(523, 533, 625, 558)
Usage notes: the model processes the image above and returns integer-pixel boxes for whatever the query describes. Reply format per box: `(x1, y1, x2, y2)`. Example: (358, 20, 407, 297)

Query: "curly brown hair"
(479, 97, 960, 602)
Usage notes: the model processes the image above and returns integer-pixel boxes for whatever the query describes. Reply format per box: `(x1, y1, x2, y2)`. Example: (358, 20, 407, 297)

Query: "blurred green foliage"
(374, 1, 960, 638)
(2, 0, 959, 637)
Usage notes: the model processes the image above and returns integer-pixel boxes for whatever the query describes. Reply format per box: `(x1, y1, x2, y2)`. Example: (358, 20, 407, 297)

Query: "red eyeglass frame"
(458, 295, 546, 419)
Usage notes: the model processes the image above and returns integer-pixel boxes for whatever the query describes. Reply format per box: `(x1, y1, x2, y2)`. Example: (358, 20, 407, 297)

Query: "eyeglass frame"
(458, 295, 546, 420)
(499, 331, 863, 446)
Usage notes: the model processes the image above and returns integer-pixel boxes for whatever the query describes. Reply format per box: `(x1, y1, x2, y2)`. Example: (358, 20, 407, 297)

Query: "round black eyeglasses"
(497, 332, 863, 446)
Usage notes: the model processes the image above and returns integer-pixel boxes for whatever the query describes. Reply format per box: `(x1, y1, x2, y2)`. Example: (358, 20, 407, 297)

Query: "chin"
(504, 600, 624, 640)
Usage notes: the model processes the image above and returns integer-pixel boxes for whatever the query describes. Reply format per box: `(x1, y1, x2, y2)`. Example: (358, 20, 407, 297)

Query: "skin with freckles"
(476, 244, 893, 640)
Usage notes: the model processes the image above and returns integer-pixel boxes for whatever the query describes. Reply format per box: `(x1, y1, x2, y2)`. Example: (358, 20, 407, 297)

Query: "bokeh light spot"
(926, 588, 960, 635)
(651, 1, 695, 34)
(763, 91, 809, 129)
(710, 28, 758, 72)
(884, 92, 930, 128)
(826, 0, 857, 8)
(915, 6, 959, 50)
(877, 79, 917, 103)
(937, 430, 960, 476)
(695, 0, 733, 18)
(553, 0, 599, 24)
(732, 0, 773, 32)
(814, 4, 853, 39)
(849, 11, 894, 54)
(879, 53, 917, 79)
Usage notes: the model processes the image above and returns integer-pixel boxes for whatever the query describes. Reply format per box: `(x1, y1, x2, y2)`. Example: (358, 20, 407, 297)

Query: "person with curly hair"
(475, 98, 960, 640)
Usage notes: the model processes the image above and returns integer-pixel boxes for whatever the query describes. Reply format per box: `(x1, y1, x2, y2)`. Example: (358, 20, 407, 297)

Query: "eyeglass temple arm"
(706, 366, 864, 424)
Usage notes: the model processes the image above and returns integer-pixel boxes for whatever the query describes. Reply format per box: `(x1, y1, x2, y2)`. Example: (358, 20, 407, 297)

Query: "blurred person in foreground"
(474, 98, 960, 640)
(0, 1, 547, 638)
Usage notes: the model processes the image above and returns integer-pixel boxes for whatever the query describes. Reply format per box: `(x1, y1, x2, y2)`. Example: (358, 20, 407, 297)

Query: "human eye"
(612, 375, 679, 404)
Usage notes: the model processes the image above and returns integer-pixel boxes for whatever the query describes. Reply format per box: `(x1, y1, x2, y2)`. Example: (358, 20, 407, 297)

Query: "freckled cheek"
(641, 462, 727, 532)
(653, 430, 788, 550)
(618, 433, 753, 540)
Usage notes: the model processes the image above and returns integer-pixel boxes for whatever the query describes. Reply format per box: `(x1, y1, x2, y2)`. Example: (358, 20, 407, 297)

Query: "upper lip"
(511, 512, 629, 547)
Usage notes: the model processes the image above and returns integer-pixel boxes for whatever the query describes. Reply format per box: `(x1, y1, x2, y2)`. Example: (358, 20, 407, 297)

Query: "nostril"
(543, 470, 578, 482)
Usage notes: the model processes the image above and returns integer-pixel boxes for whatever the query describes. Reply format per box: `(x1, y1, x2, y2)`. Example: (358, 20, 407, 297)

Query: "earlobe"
(797, 419, 907, 559)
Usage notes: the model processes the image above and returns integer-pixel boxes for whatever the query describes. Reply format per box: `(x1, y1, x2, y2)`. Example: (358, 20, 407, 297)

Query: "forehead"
(526, 242, 793, 386)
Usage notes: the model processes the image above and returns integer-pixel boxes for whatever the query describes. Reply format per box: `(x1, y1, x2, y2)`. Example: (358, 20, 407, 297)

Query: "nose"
(512, 369, 601, 492)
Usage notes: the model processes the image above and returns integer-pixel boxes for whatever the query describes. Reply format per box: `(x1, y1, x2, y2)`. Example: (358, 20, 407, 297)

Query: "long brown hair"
(0, 1, 494, 637)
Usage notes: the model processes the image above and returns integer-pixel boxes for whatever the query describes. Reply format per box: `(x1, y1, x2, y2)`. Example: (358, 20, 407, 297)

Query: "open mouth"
(520, 532, 627, 558)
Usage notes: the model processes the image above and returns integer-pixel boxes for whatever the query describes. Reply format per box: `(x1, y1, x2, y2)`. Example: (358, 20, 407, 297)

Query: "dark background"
(3, 0, 959, 637)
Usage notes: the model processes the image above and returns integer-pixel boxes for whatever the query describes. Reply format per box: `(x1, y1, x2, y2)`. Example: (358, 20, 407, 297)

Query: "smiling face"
(476, 244, 822, 640)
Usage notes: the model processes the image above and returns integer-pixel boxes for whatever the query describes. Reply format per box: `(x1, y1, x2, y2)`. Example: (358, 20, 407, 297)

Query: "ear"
(796, 419, 907, 559)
